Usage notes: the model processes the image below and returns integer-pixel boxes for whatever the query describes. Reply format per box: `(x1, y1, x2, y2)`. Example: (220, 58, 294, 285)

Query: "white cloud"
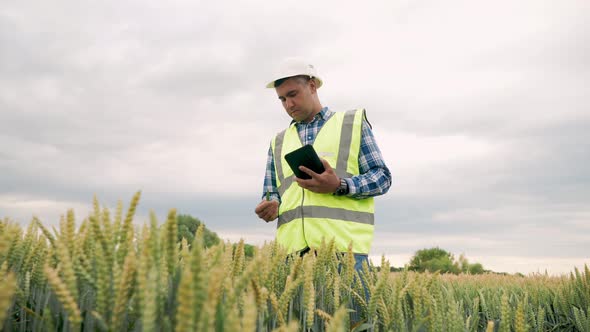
(0, 194, 91, 227)
(383, 132, 496, 166)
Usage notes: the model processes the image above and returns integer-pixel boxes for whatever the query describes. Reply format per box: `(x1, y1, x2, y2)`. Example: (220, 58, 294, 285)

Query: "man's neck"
(301, 104, 323, 123)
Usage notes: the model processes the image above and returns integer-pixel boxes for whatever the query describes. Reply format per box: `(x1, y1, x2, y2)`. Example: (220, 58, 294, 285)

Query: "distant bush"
(408, 247, 486, 274)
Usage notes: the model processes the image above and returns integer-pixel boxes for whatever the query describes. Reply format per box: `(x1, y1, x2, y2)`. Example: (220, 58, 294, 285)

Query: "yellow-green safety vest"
(271, 109, 375, 254)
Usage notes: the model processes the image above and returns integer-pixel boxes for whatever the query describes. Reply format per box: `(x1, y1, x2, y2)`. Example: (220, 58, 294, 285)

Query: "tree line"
(179, 214, 487, 274)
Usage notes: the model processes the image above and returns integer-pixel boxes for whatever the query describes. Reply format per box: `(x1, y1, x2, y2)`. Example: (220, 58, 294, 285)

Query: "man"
(254, 57, 391, 271)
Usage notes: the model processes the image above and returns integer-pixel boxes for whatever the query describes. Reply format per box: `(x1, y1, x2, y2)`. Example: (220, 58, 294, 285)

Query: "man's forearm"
(346, 166, 392, 199)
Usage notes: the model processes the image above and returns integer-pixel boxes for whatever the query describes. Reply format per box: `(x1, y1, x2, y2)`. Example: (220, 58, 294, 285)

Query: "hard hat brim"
(265, 76, 323, 89)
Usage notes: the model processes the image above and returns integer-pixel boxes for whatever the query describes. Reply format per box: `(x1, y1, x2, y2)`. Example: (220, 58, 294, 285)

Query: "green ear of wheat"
(1, 194, 588, 331)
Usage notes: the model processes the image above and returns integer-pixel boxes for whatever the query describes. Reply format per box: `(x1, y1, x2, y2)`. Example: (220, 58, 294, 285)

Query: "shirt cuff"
(344, 178, 356, 196)
(262, 192, 281, 203)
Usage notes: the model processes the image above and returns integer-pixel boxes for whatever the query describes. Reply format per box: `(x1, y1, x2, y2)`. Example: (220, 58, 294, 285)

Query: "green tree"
(244, 243, 255, 258)
(468, 262, 484, 274)
(408, 247, 485, 274)
(457, 253, 486, 274)
(177, 214, 220, 247)
(408, 247, 457, 273)
(176, 214, 255, 257)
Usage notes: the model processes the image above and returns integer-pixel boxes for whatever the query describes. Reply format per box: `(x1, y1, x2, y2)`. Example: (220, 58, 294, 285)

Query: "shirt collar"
(290, 106, 331, 126)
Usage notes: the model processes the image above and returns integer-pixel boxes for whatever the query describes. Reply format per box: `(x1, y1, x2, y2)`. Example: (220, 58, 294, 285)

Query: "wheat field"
(0, 192, 588, 331)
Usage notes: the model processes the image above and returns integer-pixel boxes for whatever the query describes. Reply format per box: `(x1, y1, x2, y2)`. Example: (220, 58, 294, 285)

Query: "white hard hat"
(265, 57, 323, 88)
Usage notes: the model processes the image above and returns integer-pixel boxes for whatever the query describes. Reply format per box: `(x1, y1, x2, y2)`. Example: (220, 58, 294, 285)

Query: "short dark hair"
(273, 75, 312, 88)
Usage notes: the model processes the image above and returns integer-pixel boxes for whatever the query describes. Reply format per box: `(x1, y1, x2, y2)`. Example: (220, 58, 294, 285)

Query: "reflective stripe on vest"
(272, 109, 375, 254)
(277, 206, 374, 228)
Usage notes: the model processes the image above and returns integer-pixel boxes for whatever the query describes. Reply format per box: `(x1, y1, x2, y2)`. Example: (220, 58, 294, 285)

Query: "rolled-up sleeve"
(346, 120, 392, 198)
(262, 145, 281, 202)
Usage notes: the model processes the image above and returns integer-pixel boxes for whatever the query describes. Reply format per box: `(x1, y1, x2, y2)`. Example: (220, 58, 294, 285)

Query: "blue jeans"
(354, 253, 369, 272)
(352, 254, 370, 323)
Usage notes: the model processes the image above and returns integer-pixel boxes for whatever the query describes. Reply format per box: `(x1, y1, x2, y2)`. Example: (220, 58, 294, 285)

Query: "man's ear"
(308, 78, 318, 93)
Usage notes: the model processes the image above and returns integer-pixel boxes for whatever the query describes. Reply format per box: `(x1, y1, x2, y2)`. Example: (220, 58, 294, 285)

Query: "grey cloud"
(374, 196, 590, 259)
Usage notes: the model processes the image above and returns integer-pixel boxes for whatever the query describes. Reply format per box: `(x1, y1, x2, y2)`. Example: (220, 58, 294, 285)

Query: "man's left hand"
(295, 159, 340, 194)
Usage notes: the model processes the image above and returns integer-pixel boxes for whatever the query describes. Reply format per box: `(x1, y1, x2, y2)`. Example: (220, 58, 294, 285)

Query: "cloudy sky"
(1, 0, 588, 274)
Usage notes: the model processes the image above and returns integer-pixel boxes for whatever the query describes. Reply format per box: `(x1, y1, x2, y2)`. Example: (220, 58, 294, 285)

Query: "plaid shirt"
(263, 107, 391, 202)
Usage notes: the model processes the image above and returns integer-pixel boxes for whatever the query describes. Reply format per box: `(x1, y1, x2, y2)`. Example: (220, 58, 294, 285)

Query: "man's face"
(275, 77, 316, 123)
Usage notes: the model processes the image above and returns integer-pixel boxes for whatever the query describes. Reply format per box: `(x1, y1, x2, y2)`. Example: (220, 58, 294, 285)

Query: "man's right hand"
(255, 200, 279, 222)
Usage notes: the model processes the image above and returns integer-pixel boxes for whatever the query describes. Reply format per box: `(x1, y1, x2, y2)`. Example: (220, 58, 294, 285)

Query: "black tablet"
(284, 145, 325, 179)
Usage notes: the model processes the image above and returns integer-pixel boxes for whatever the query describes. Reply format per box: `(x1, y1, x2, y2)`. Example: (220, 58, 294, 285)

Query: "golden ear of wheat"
(112, 249, 136, 331)
(44, 265, 81, 327)
(174, 265, 194, 332)
(326, 305, 348, 332)
(303, 256, 316, 328)
(164, 208, 178, 276)
(117, 191, 141, 266)
(241, 289, 258, 331)
(0, 272, 16, 328)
